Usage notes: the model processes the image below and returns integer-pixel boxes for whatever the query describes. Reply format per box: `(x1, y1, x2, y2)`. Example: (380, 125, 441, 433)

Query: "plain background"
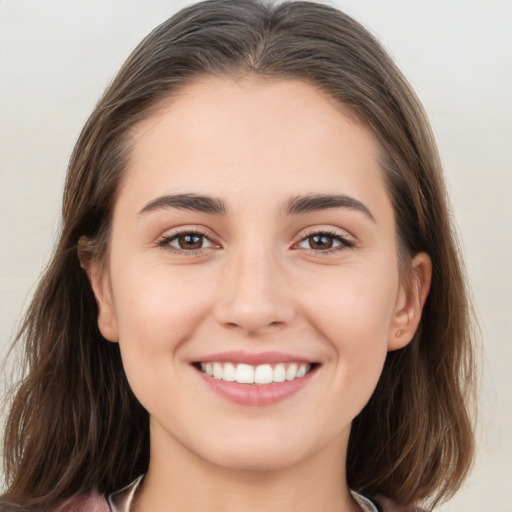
(1, 1, 511, 510)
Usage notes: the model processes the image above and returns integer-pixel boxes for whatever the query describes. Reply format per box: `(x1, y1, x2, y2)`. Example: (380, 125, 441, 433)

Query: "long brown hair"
(1, 1, 475, 510)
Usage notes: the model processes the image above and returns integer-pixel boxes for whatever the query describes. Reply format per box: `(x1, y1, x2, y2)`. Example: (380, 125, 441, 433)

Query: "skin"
(85, 76, 431, 512)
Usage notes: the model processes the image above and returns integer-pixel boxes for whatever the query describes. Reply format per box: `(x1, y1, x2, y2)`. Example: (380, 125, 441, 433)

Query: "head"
(2, 0, 474, 510)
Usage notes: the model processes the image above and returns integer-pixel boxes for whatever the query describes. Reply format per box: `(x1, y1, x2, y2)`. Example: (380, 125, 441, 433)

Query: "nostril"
(219, 318, 288, 335)
(212, 277, 296, 334)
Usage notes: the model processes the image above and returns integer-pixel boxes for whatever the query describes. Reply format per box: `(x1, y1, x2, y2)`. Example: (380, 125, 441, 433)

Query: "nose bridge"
(214, 237, 295, 334)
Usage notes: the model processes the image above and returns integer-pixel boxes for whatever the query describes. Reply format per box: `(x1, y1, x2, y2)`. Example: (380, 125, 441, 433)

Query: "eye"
(158, 230, 217, 253)
(296, 231, 354, 252)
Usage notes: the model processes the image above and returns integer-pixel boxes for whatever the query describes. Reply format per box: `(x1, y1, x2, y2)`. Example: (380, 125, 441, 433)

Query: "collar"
(107, 475, 380, 512)
(107, 475, 144, 512)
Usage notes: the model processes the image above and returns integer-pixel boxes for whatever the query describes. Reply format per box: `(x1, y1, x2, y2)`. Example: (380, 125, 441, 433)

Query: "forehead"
(120, 76, 389, 217)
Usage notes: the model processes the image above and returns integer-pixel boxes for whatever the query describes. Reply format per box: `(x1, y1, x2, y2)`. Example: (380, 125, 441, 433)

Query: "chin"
(208, 448, 302, 472)
(197, 431, 317, 473)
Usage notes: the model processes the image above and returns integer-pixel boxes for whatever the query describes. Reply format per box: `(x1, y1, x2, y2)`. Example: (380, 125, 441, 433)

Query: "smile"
(192, 351, 320, 406)
(199, 362, 313, 385)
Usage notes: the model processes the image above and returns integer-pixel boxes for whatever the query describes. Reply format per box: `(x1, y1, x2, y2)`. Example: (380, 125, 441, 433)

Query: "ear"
(388, 252, 432, 351)
(78, 240, 119, 342)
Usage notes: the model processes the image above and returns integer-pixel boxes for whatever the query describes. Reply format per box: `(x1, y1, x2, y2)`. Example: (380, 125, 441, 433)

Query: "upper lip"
(192, 350, 317, 365)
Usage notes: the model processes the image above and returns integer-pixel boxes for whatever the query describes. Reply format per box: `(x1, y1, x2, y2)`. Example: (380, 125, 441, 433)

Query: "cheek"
(108, 263, 221, 425)
(302, 260, 398, 341)
(108, 261, 216, 372)
(299, 260, 399, 393)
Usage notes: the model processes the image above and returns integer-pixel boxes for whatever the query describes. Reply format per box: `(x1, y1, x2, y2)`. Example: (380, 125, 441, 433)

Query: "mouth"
(191, 351, 321, 406)
(193, 361, 319, 385)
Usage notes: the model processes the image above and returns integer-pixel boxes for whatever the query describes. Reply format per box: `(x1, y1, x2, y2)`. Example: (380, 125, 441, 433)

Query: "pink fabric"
(53, 492, 110, 512)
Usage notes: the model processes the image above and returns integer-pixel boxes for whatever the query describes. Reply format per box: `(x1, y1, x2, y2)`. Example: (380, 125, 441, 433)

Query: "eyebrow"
(138, 192, 374, 222)
(284, 194, 375, 222)
(139, 193, 227, 215)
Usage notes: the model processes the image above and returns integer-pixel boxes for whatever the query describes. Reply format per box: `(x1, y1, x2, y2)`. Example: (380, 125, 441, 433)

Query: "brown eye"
(177, 234, 203, 250)
(164, 232, 215, 251)
(297, 231, 352, 252)
(308, 234, 334, 250)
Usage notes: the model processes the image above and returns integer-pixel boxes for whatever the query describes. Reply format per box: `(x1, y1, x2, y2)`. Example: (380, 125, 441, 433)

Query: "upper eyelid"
(296, 226, 354, 242)
(158, 226, 219, 242)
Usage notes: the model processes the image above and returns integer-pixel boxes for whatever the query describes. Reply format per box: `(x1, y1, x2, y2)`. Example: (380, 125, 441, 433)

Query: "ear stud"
(396, 329, 405, 337)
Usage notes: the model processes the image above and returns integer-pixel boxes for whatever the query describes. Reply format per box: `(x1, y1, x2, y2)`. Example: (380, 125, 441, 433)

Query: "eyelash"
(157, 229, 216, 256)
(297, 229, 355, 255)
(156, 228, 354, 256)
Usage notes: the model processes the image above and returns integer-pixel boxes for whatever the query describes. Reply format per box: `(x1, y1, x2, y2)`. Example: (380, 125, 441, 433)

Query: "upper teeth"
(200, 362, 311, 385)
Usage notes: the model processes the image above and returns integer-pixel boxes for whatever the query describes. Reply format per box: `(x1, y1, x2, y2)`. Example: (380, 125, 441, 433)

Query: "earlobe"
(388, 252, 432, 351)
(77, 242, 119, 343)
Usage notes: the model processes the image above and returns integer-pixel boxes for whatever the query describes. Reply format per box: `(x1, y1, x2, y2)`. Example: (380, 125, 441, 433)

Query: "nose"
(213, 244, 296, 335)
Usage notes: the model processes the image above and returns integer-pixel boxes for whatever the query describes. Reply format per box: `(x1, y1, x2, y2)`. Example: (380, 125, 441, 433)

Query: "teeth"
(235, 363, 254, 384)
(223, 362, 236, 382)
(286, 363, 298, 381)
(213, 362, 223, 379)
(199, 362, 312, 385)
(296, 364, 307, 378)
(273, 363, 286, 382)
(254, 364, 273, 384)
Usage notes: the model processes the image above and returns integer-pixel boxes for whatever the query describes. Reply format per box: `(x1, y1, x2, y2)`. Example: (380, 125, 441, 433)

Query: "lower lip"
(194, 366, 318, 406)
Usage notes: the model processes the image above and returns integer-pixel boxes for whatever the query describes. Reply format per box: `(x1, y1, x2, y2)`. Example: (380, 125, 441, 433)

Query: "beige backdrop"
(1, 1, 511, 509)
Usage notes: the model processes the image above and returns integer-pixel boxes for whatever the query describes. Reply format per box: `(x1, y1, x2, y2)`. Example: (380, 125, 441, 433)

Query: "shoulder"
(52, 492, 110, 512)
(375, 495, 427, 512)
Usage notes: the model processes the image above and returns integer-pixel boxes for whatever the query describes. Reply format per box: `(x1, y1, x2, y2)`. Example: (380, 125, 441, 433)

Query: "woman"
(1, 1, 475, 511)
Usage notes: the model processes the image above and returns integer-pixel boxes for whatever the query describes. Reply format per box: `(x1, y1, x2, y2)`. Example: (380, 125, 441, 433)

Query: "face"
(88, 76, 429, 473)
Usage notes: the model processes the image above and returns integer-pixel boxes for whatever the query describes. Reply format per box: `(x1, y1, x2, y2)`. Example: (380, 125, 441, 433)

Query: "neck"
(135, 423, 360, 512)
